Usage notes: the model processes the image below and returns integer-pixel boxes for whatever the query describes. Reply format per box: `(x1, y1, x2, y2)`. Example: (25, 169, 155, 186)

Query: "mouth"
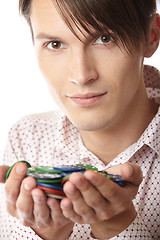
(67, 92, 107, 107)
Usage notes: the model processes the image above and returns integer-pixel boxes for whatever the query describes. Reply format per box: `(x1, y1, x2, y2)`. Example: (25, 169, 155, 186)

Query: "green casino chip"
(76, 164, 98, 171)
(5, 160, 31, 182)
(27, 167, 38, 173)
(35, 166, 63, 174)
(36, 178, 62, 184)
(100, 171, 112, 179)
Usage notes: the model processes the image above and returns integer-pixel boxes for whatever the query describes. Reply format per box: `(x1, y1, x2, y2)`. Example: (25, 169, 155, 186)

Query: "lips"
(68, 92, 106, 106)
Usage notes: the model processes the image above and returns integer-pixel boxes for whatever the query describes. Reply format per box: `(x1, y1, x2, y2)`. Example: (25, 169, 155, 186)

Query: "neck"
(80, 94, 158, 165)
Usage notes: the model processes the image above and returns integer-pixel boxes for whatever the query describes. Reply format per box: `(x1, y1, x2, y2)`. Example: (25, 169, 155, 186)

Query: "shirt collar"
(139, 107, 160, 156)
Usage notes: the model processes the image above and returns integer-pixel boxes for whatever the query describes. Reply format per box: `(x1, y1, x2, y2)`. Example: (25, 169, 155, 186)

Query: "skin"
(2, 162, 142, 239)
(1, 0, 160, 239)
(31, 0, 159, 163)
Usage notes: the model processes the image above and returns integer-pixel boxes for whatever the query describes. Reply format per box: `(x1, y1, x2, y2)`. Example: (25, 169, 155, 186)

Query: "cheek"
(36, 53, 64, 103)
(37, 54, 56, 81)
(110, 53, 142, 85)
(37, 53, 65, 89)
(106, 54, 143, 105)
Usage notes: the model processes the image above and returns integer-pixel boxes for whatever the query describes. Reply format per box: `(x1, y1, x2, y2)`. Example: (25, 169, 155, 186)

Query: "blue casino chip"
(100, 172, 125, 186)
(53, 165, 86, 172)
(36, 182, 63, 191)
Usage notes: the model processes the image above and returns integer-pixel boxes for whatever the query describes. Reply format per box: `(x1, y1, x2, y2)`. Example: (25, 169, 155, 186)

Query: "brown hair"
(19, 0, 158, 51)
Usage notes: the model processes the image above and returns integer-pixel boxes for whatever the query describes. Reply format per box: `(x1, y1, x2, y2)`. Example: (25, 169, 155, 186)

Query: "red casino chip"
(37, 185, 66, 197)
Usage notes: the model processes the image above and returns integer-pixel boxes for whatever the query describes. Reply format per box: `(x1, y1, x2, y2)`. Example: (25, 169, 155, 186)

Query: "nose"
(68, 49, 98, 86)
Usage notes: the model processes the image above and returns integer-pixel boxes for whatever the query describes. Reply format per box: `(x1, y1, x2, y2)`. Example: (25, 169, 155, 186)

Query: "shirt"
(0, 65, 160, 240)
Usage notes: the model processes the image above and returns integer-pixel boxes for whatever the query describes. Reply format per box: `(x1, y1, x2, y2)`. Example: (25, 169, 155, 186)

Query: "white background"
(0, 1, 160, 159)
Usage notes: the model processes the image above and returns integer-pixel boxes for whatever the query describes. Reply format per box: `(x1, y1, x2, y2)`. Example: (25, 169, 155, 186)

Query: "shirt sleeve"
(110, 212, 151, 239)
(0, 123, 44, 240)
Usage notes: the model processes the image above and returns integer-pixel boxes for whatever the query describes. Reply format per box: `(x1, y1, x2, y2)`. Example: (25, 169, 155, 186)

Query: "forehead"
(30, 0, 90, 40)
(30, 0, 60, 30)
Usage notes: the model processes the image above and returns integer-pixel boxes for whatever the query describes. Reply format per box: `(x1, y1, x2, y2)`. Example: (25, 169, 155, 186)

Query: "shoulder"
(4, 110, 69, 165)
(8, 110, 66, 137)
(143, 65, 160, 87)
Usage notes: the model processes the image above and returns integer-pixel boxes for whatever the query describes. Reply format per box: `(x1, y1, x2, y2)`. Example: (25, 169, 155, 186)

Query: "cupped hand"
(4, 162, 70, 229)
(60, 162, 142, 225)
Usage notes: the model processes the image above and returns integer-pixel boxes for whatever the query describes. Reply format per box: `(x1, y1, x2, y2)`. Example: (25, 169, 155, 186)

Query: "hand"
(4, 162, 73, 240)
(0, 165, 10, 183)
(60, 163, 142, 226)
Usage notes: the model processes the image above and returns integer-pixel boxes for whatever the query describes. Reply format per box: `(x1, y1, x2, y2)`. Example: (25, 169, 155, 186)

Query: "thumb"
(106, 162, 143, 186)
(0, 165, 10, 183)
(121, 162, 143, 186)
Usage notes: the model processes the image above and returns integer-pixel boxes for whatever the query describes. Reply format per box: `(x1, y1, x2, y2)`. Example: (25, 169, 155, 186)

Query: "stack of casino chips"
(27, 164, 125, 200)
(27, 165, 87, 199)
(5, 161, 125, 200)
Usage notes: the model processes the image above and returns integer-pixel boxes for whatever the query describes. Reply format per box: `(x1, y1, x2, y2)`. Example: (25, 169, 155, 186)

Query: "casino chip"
(53, 165, 86, 172)
(37, 185, 65, 197)
(37, 182, 63, 191)
(35, 166, 63, 174)
(27, 172, 62, 180)
(5, 161, 125, 200)
(47, 194, 64, 200)
(36, 178, 62, 184)
(76, 164, 98, 171)
(5, 160, 31, 182)
(100, 172, 125, 186)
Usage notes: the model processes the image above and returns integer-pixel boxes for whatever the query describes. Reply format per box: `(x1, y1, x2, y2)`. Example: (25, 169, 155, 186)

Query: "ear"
(144, 14, 160, 58)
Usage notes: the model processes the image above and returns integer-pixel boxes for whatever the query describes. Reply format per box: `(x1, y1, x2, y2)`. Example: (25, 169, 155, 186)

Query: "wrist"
(90, 202, 136, 239)
(32, 222, 74, 240)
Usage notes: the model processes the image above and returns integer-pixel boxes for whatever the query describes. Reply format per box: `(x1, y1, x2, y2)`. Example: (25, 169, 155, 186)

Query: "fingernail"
(48, 201, 57, 209)
(33, 195, 44, 203)
(66, 190, 75, 195)
(128, 164, 133, 176)
(24, 183, 32, 191)
(16, 164, 26, 175)
(75, 178, 84, 187)
(66, 187, 76, 195)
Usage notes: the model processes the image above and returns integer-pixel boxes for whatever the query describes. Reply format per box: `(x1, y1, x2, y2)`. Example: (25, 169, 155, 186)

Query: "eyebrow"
(35, 33, 60, 40)
(35, 30, 104, 44)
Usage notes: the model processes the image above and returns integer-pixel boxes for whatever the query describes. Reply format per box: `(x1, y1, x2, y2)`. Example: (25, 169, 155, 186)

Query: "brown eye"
(95, 35, 113, 45)
(46, 41, 64, 50)
(101, 36, 111, 43)
(51, 41, 61, 49)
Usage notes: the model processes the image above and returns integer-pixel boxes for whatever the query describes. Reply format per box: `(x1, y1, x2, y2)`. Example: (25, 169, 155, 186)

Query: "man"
(0, 0, 160, 239)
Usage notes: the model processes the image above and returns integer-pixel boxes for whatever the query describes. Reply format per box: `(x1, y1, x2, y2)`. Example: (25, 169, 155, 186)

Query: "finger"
(5, 163, 28, 216)
(0, 165, 10, 183)
(63, 176, 99, 223)
(5, 162, 28, 201)
(61, 197, 82, 223)
(84, 170, 121, 200)
(84, 171, 132, 214)
(106, 163, 143, 186)
(31, 188, 51, 228)
(103, 163, 143, 202)
(47, 197, 70, 227)
(121, 163, 143, 186)
(15, 176, 37, 226)
(69, 172, 114, 221)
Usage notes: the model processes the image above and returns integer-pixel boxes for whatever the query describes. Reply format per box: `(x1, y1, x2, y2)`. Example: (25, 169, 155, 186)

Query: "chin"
(68, 116, 111, 132)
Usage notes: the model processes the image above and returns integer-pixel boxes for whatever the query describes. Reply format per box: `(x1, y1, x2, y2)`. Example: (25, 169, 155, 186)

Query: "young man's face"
(30, 0, 147, 131)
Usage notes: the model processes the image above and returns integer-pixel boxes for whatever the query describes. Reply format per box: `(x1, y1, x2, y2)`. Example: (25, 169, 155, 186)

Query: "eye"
(94, 35, 113, 45)
(45, 41, 65, 50)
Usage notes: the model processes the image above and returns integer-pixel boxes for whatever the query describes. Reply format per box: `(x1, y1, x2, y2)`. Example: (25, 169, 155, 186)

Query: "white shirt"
(0, 65, 160, 240)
